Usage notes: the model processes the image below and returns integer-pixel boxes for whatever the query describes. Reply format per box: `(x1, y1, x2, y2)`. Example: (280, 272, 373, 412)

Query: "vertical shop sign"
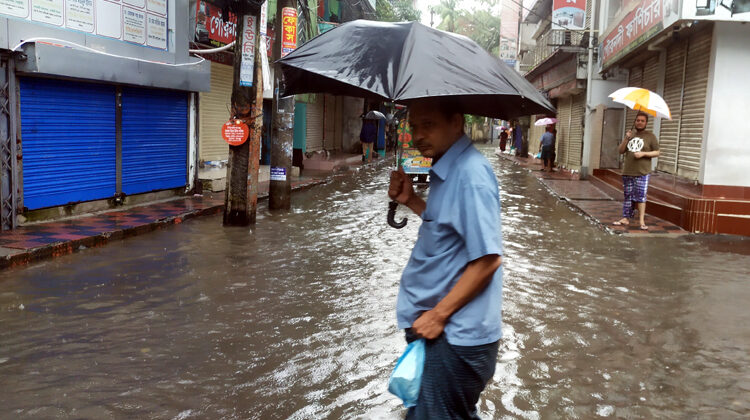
(239, 15, 256, 87)
(281, 7, 297, 57)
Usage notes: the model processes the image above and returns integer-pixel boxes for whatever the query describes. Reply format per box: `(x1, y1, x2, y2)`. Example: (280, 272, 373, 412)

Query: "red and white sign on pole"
(280, 7, 297, 57)
(239, 15, 257, 87)
(552, 0, 586, 30)
(222, 120, 250, 146)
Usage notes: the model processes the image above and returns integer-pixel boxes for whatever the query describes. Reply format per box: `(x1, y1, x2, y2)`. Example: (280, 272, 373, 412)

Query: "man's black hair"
(636, 111, 649, 122)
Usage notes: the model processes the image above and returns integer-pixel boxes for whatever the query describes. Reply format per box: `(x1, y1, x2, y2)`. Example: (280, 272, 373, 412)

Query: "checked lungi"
(622, 174, 650, 218)
(405, 329, 499, 420)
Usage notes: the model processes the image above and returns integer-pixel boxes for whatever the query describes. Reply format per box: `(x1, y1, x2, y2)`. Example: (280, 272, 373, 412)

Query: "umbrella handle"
(388, 201, 407, 229)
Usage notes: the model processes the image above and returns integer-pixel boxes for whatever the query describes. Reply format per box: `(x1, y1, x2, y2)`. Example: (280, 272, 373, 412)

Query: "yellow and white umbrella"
(608, 87, 672, 120)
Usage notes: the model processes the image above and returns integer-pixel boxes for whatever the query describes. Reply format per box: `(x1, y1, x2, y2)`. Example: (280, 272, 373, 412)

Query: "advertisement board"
(684, 0, 750, 21)
(397, 120, 432, 175)
(552, 0, 586, 30)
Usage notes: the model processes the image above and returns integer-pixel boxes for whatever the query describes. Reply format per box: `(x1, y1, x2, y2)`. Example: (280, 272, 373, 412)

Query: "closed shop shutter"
(122, 87, 188, 195)
(567, 93, 585, 169)
(658, 41, 686, 173)
(625, 65, 643, 131)
(199, 62, 233, 162)
(529, 116, 545, 153)
(556, 96, 572, 167)
(641, 56, 659, 132)
(306, 97, 324, 152)
(677, 29, 711, 180)
(19, 78, 116, 210)
(324, 94, 338, 151)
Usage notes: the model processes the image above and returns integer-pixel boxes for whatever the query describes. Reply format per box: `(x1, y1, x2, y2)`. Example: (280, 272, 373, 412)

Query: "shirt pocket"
(418, 219, 457, 258)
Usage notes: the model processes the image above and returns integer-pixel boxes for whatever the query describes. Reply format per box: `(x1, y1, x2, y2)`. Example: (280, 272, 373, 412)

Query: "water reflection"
(1, 145, 749, 419)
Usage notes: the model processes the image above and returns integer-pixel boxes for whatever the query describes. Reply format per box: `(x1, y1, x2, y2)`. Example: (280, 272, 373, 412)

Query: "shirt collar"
(430, 134, 472, 181)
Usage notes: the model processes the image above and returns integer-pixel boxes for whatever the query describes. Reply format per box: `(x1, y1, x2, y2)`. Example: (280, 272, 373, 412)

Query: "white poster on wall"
(123, 6, 146, 44)
(0, 0, 30, 18)
(31, 0, 63, 25)
(66, 0, 94, 32)
(146, 13, 166, 49)
(146, 0, 164, 15)
(96, 0, 122, 39)
(240, 15, 256, 87)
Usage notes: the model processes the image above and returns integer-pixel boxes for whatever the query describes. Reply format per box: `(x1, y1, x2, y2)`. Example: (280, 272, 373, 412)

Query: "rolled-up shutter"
(658, 42, 686, 173)
(122, 87, 188, 195)
(556, 96, 571, 167)
(199, 62, 233, 162)
(306, 97, 324, 152)
(625, 65, 643, 130)
(567, 93, 585, 169)
(19, 78, 116, 210)
(677, 29, 711, 180)
(641, 56, 659, 132)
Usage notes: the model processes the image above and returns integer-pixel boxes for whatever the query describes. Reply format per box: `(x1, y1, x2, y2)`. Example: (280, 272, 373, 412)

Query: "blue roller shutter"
(121, 87, 188, 195)
(19, 78, 116, 210)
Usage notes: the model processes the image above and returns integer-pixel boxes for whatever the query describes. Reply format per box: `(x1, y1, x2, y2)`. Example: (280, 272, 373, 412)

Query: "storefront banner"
(684, 0, 750, 21)
(195, 0, 237, 47)
(599, 0, 667, 69)
(552, 0, 586, 30)
(281, 7, 297, 57)
(240, 15, 256, 87)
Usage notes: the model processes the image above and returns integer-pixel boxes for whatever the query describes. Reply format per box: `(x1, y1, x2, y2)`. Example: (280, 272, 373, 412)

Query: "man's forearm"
(406, 195, 426, 216)
(432, 254, 502, 321)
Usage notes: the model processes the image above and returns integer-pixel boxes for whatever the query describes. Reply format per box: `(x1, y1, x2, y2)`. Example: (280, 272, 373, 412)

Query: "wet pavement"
(1, 144, 750, 419)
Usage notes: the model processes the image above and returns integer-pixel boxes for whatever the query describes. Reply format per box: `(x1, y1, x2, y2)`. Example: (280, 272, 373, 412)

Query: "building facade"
(0, 0, 210, 230)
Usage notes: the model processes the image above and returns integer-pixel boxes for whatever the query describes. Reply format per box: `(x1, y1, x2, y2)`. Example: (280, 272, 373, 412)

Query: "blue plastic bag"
(388, 338, 425, 408)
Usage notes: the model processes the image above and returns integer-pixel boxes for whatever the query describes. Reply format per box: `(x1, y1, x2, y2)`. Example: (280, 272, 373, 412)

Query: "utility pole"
(269, 0, 297, 210)
(224, 4, 264, 226)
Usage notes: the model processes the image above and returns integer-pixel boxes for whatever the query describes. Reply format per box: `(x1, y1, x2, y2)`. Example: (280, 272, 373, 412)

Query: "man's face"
(408, 101, 463, 159)
(634, 115, 648, 131)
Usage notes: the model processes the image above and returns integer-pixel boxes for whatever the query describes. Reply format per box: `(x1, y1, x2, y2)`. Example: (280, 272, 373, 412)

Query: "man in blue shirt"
(539, 125, 556, 172)
(389, 98, 503, 419)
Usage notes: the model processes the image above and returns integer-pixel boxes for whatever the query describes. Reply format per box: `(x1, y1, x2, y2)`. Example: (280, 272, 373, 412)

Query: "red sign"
(222, 120, 250, 146)
(600, 0, 664, 68)
(281, 7, 297, 57)
(195, 1, 238, 47)
(552, 0, 586, 30)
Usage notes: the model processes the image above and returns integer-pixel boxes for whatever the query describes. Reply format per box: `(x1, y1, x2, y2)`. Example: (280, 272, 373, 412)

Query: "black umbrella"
(277, 20, 554, 118)
(277, 20, 555, 228)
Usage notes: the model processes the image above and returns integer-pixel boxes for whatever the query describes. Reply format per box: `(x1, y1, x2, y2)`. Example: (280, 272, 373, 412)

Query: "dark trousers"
(405, 329, 499, 420)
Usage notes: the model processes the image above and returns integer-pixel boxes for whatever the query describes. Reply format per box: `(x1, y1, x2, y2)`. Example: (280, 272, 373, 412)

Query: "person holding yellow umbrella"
(609, 87, 670, 230)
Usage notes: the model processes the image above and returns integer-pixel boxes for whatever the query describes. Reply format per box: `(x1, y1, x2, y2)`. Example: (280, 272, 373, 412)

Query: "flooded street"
(2, 145, 750, 419)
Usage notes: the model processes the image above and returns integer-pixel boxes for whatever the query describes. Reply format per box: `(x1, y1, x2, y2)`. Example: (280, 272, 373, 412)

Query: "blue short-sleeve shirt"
(396, 135, 503, 346)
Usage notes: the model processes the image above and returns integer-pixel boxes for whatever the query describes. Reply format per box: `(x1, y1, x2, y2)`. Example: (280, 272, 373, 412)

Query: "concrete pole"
(224, 9, 263, 226)
(269, 0, 297, 210)
(580, 0, 598, 179)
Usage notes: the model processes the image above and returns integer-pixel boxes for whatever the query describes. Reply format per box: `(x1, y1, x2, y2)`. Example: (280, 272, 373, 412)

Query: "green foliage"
(376, 0, 421, 22)
(436, 0, 501, 56)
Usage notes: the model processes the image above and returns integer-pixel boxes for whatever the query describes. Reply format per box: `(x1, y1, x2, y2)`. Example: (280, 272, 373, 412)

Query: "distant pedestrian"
(538, 125, 555, 172)
(499, 129, 508, 152)
(360, 118, 377, 163)
(613, 112, 660, 230)
(513, 122, 523, 156)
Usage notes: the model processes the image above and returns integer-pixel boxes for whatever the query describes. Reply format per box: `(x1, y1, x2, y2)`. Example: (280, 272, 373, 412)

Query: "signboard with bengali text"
(280, 7, 297, 57)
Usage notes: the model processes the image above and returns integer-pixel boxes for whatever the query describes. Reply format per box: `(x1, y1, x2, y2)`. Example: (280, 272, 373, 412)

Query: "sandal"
(612, 219, 628, 226)
(640, 225, 649, 230)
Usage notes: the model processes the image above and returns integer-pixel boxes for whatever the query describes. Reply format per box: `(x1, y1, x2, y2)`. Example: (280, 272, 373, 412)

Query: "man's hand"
(411, 309, 448, 340)
(389, 167, 414, 205)
(625, 129, 633, 140)
(634, 151, 645, 159)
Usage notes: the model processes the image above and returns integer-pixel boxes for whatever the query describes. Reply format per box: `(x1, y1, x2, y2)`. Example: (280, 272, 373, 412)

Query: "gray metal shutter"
(658, 41, 686, 173)
(324, 94, 337, 151)
(677, 29, 711, 180)
(567, 93, 585, 169)
(306, 97, 324, 152)
(641, 56, 660, 132)
(198, 62, 233, 162)
(556, 96, 572, 167)
(625, 65, 643, 131)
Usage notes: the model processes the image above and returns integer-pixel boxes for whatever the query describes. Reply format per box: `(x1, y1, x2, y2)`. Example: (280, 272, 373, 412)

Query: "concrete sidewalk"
(1, 155, 384, 270)
(495, 148, 687, 237)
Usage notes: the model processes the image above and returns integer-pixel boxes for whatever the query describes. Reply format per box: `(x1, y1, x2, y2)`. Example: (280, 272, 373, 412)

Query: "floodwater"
(1, 145, 750, 419)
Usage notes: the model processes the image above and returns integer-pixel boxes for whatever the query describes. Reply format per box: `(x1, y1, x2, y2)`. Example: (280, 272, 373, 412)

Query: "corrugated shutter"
(567, 93, 585, 169)
(658, 42, 686, 173)
(324, 94, 337, 150)
(529, 116, 545, 153)
(625, 65, 643, 131)
(199, 62, 233, 162)
(641, 56, 659, 132)
(122, 87, 188, 195)
(306, 97, 324, 152)
(677, 29, 711, 179)
(556, 96, 571, 167)
(19, 78, 116, 210)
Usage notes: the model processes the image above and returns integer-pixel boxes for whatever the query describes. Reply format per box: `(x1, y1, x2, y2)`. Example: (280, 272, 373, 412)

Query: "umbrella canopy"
(278, 20, 554, 119)
(364, 110, 386, 120)
(534, 117, 557, 126)
(609, 87, 671, 120)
